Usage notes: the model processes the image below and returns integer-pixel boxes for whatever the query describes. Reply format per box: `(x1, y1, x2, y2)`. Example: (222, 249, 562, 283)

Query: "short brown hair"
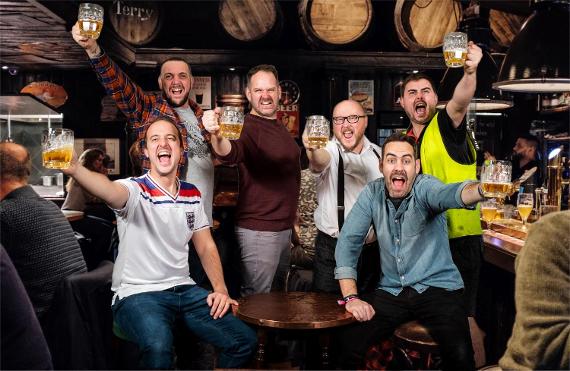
(159, 57, 192, 76)
(247, 64, 279, 86)
(142, 116, 183, 149)
(400, 73, 437, 97)
(0, 143, 31, 182)
(382, 132, 418, 160)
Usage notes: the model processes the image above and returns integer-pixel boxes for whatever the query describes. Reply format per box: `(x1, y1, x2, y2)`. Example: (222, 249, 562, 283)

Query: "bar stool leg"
(318, 332, 331, 369)
(253, 328, 267, 369)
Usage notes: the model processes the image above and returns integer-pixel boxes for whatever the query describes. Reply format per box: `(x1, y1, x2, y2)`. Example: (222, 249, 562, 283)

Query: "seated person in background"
(0, 142, 87, 320)
(1, 246, 53, 370)
(62, 116, 256, 369)
(62, 148, 114, 221)
(128, 140, 144, 176)
(499, 210, 570, 370)
(335, 133, 486, 371)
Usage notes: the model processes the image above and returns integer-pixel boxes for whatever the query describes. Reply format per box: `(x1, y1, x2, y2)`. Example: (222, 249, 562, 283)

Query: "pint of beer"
(443, 32, 468, 68)
(219, 106, 244, 140)
(306, 115, 330, 149)
(78, 3, 104, 39)
(42, 128, 74, 169)
(481, 160, 512, 199)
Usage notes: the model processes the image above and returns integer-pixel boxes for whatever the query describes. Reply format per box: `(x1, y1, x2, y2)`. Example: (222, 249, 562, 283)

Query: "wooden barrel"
(298, 0, 373, 49)
(394, 0, 463, 52)
(217, 94, 248, 109)
(218, 0, 281, 42)
(108, 1, 162, 46)
(489, 10, 527, 48)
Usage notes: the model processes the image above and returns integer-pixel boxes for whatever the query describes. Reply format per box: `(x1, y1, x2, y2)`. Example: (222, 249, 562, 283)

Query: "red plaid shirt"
(90, 51, 210, 173)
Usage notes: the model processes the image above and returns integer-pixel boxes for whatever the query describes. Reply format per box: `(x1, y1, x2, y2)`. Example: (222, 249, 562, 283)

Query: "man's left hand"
(207, 291, 238, 319)
(464, 41, 482, 75)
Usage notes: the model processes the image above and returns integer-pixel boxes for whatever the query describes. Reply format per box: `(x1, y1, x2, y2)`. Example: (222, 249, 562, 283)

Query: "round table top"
(236, 292, 355, 330)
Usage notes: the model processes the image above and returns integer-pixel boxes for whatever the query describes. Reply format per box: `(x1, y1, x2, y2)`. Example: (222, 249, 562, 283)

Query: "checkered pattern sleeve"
(90, 50, 158, 130)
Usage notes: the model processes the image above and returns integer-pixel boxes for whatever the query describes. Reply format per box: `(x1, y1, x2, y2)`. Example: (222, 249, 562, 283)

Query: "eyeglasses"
(332, 115, 365, 125)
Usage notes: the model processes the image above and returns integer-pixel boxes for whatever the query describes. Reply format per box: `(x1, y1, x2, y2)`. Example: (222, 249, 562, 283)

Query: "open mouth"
(170, 86, 184, 98)
(157, 150, 172, 165)
(390, 173, 407, 190)
(259, 99, 274, 109)
(342, 128, 354, 140)
(414, 101, 427, 116)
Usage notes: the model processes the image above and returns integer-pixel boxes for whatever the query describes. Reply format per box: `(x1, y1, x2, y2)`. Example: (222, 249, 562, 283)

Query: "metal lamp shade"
(493, 0, 570, 92)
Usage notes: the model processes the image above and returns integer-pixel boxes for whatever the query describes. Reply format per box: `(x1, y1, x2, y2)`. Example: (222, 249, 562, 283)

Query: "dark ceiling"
(0, 0, 534, 71)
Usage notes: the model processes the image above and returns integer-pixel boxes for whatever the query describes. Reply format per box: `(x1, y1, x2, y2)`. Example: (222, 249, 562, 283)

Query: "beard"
(164, 90, 190, 108)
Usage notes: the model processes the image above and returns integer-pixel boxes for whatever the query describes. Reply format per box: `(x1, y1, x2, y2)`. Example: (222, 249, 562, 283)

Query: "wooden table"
(61, 209, 84, 222)
(236, 292, 355, 368)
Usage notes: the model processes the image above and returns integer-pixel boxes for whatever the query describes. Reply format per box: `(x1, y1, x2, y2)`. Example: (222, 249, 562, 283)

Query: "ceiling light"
(493, 0, 570, 92)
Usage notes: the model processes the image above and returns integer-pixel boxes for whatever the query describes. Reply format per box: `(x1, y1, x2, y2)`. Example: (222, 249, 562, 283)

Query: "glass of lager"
(481, 160, 512, 199)
(42, 128, 74, 169)
(480, 199, 498, 229)
(306, 115, 330, 149)
(517, 192, 534, 229)
(78, 3, 104, 40)
(443, 32, 468, 68)
(219, 106, 244, 140)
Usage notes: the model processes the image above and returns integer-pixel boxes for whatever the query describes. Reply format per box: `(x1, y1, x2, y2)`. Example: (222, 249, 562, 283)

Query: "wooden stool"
(392, 320, 440, 369)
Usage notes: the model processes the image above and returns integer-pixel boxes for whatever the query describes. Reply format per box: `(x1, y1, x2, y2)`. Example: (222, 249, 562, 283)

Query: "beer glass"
(306, 115, 330, 149)
(443, 32, 468, 68)
(480, 199, 498, 229)
(42, 128, 74, 169)
(517, 192, 534, 229)
(481, 160, 512, 199)
(219, 106, 244, 140)
(78, 3, 104, 39)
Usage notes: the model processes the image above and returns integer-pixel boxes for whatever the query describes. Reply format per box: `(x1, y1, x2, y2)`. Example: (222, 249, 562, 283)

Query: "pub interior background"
(0, 0, 569, 369)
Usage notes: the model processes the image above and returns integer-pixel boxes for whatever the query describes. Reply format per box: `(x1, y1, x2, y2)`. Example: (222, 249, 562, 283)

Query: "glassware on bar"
(517, 192, 534, 229)
(481, 160, 512, 200)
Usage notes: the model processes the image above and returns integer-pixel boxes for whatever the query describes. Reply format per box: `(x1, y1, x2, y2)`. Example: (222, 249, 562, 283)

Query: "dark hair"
(0, 143, 31, 182)
(519, 134, 539, 149)
(142, 116, 184, 149)
(382, 132, 419, 160)
(246, 64, 279, 86)
(400, 73, 437, 97)
(158, 57, 192, 76)
(66, 148, 106, 191)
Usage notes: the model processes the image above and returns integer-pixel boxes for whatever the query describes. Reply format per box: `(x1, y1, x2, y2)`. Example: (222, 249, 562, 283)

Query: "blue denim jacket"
(335, 174, 474, 296)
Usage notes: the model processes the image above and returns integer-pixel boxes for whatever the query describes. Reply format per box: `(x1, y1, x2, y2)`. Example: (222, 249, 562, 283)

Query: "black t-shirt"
(412, 108, 475, 168)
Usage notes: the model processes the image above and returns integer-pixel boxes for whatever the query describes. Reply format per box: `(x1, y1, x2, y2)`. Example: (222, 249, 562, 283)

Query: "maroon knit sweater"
(215, 114, 301, 231)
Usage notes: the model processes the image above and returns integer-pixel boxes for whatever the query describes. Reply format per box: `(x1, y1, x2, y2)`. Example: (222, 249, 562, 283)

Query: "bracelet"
(478, 183, 485, 198)
(337, 294, 359, 306)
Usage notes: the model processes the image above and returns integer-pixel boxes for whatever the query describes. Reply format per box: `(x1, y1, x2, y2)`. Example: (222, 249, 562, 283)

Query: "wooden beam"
(134, 48, 446, 71)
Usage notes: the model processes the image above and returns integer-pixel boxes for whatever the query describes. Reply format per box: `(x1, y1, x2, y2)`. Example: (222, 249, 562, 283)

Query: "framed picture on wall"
(393, 81, 403, 108)
(190, 76, 212, 109)
(348, 80, 374, 115)
(74, 138, 121, 175)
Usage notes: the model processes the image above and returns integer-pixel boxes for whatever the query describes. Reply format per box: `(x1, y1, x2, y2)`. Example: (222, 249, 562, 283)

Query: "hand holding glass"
(443, 32, 468, 68)
(78, 3, 104, 39)
(481, 160, 512, 199)
(306, 115, 330, 149)
(42, 128, 74, 169)
(219, 106, 244, 140)
(517, 193, 534, 228)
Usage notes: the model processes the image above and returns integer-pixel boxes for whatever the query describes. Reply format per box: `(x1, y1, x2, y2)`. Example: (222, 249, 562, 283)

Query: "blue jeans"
(112, 285, 257, 369)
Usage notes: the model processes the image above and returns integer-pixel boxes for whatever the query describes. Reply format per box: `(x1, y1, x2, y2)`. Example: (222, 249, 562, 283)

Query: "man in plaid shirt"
(71, 23, 215, 229)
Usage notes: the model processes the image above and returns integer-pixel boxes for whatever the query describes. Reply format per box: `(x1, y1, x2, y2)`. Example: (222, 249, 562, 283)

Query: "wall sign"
(348, 80, 374, 115)
(190, 76, 212, 109)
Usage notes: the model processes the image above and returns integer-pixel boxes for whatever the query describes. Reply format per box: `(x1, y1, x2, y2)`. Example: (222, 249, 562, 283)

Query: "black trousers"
(338, 287, 475, 371)
(312, 230, 380, 294)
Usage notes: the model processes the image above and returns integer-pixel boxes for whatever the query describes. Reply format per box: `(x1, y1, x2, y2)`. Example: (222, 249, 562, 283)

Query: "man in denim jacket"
(335, 133, 486, 371)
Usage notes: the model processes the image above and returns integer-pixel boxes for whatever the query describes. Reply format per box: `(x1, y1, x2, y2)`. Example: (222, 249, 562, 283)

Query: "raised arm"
(191, 228, 237, 319)
(62, 156, 128, 210)
(446, 42, 483, 128)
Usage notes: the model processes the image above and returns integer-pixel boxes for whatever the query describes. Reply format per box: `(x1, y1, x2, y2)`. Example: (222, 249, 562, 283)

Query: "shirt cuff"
(334, 266, 358, 280)
(456, 181, 477, 210)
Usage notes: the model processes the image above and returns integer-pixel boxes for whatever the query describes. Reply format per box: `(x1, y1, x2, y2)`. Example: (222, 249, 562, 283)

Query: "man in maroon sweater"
(204, 65, 300, 296)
